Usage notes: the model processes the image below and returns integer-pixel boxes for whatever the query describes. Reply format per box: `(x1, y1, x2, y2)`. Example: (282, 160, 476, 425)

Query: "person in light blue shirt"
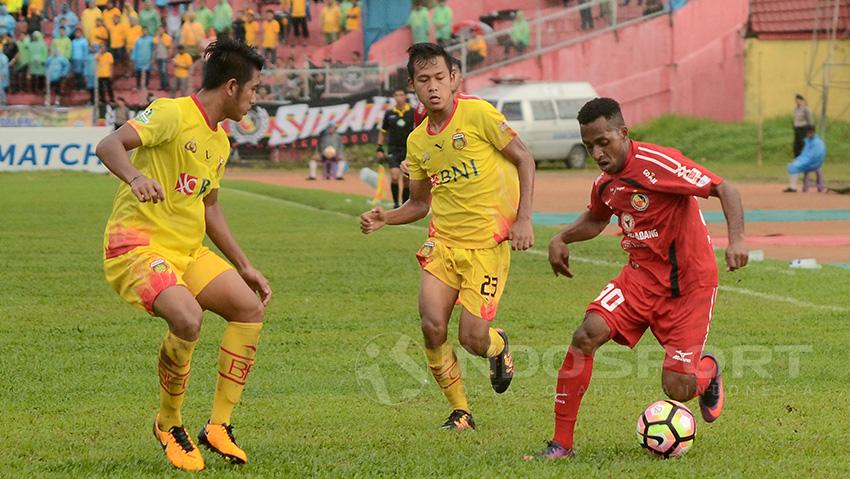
(785, 125, 826, 193)
(70, 27, 88, 89)
(54, 4, 80, 38)
(84, 43, 98, 104)
(0, 6, 15, 38)
(0, 50, 9, 104)
(46, 45, 70, 103)
(131, 26, 154, 89)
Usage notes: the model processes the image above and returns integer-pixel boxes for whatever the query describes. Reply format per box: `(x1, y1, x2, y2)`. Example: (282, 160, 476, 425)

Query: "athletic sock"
(553, 346, 594, 449)
(210, 322, 263, 425)
(390, 183, 400, 206)
(402, 185, 410, 203)
(692, 355, 718, 398)
(485, 328, 505, 358)
(157, 331, 198, 430)
(425, 342, 469, 412)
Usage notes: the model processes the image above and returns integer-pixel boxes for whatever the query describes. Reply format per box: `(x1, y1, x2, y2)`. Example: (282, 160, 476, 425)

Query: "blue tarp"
(363, 0, 411, 59)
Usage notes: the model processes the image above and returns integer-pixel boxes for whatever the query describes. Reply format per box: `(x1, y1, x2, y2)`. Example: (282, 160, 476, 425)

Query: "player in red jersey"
(525, 98, 748, 460)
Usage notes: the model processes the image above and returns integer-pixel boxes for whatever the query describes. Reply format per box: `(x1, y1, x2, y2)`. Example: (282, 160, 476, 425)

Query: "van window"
(501, 102, 524, 122)
(556, 99, 586, 119)
(484, 99, 498, 108)
(530, 100, 557, 121)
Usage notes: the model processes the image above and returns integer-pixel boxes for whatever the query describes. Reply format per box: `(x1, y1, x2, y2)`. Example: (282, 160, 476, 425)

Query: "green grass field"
(2, 172, 850, 478)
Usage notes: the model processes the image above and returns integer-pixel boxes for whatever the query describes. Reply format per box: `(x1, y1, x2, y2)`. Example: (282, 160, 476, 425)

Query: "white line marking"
(225, 186, 849, 313)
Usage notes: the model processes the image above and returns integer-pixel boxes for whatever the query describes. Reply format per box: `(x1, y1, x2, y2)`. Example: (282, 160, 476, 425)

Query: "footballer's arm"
(360, 178, 431, 234)
(96, 124, 165, 203)
(500, 136, 535, 250)
(204, 189, 272, 305)
(548, 210, 610, 278)
(711, 181, 748, 271)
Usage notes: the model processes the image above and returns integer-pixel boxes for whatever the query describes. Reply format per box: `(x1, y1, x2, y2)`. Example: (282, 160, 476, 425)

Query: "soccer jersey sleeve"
(634, 144, 722, 198)
(476, 100, 516, 151)
(381, 110, 390, 133)
(587, 175, 614, 221)
(128, 98, 182, 148)
(406, 134, 428, 181)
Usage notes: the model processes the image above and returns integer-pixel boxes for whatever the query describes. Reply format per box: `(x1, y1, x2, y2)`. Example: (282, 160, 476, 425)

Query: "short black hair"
(804, 124, 816, 134)
(450, 55, 462, 72)
(393, 87, 407, 94)
(201, 39, 265, 90)
(577, 97, 626, 126)
(795, 94, 805, 101)
(407, 42, 452, 79)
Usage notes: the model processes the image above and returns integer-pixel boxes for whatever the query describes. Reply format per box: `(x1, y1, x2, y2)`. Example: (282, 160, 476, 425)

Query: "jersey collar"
(392, 103, 411, 116)
(426, 96, 458, 137)
(191, 94, 218, 132)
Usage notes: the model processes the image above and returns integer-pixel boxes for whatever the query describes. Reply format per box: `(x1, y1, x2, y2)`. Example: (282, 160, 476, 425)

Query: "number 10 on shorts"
(595, 283, 625, 312)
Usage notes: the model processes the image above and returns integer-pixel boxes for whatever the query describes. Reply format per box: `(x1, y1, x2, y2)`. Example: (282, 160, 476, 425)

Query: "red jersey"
(587, 140, 723, 298)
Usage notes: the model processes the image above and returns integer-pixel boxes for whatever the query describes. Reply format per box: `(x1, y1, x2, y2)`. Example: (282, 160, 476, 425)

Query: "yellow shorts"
(104, 245, 232, 314)
(416, 238, 511, 320)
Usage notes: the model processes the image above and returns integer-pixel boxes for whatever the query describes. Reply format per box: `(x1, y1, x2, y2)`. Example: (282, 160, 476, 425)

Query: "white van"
(473, 80, 598, 168)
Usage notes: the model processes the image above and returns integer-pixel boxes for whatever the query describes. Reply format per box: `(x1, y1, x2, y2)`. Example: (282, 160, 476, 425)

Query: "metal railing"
(258, 64, 383, 103)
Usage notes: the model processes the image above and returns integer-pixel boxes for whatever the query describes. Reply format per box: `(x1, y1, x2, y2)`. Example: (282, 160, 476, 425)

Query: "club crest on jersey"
(175, 172, 211, 197)
(418, 240, 435, 257)
(631, 193, 649, 211)
(451, 131, 467, 150)
(150, 258, 169, 273)
(184, 139, 197, 153)
(621, 213, 635, 232)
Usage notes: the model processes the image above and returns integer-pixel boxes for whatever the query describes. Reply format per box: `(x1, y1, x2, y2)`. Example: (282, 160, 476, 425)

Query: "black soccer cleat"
(440, 409, 476, 430)
(489, 328, 514, 394)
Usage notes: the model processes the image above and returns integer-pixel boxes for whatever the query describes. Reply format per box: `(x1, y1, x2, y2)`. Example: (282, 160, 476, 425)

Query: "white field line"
(226, 187, 850, 313)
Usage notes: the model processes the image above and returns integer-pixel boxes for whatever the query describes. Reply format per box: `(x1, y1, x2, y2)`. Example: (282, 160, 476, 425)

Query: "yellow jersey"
(104, 96, 230, 258)
(108, 22, 128, 48)
(407, 97, 519, 249)
(262, 20, 280, 48)
(173, 53, 193, 78)
(96, 51, 114, 78)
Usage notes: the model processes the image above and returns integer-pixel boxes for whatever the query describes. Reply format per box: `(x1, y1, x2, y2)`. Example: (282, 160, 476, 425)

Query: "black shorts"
(386, 147, 406, 169)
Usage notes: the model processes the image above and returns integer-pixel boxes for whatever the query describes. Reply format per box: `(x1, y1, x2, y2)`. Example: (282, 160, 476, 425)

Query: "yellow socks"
(157, 331, 198, 430)
(486, 328, 506, 358)
(425, 342, 469, 413)
(210, 322, 263, 425)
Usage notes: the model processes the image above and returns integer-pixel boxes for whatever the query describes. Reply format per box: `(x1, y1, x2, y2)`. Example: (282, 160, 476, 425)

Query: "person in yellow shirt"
(360, 43, 535, 431)
(107, 14, 128, 73)
(95, 47, 114, 102)
(103, 1, 121, 26)
(120, 3, 139, 27)
(126, 16, 143, 53)
(320, 0, 341, 45)
(243, 11, 260, 46)
(96, 0, 109, 8)
(28, 0, 45, 17)
(345, 0, 361, 32)
(180, 11, 204, 58)
(95, 39, 268, 473)
(261, 10, 280, 65)
(172, 44, 193, 96)
(92, 17, 109, 46)
(467, 32, 487, 69)
(81, 1, 103, 41)
(289, 0, 308, 47)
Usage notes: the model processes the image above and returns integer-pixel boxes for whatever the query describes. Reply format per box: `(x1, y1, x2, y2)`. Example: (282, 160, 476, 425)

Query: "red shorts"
(586, 276, 718, 375)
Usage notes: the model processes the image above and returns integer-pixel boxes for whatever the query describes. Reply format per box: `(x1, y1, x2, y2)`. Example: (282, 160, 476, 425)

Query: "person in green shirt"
(195, 3, 214, 32)
(53, 26, 73, 59)
(139, 1, 161, 37)
(28, 31, 48, 92)
(408, 2, 430, 44)
(505, 11, 529, 55)
(213, 0, 234, 34)
(339, 0, 352, 32)
(431, 0, 452, 47)
(13, 33, 31, 93)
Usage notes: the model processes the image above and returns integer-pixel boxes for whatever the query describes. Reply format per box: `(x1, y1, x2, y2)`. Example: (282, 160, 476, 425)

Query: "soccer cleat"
(440, 409, 477, 431)
(198, 422, 248, 465)
(489, 328, 514, 394)
(522, 440, 575, 461)
(699, 353, 724, 423)
(152, 416, 205, 472)
(782, 187, 797, 193)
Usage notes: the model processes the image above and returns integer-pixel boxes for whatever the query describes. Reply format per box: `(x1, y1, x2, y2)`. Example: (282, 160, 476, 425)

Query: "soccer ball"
(636, 400, 696, 458)
(322, 146, 337, 159)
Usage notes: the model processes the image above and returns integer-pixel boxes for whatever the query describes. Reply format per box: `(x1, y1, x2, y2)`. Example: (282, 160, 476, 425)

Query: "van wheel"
(565, 146, 587, 169)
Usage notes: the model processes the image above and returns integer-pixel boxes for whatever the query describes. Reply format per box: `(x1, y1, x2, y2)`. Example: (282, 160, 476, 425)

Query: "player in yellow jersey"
(96, 40, 269, 472)
(360, 43, 536, 430)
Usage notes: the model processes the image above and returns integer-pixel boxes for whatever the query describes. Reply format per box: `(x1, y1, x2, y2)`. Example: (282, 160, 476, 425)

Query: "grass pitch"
(2, 172, 849, 478)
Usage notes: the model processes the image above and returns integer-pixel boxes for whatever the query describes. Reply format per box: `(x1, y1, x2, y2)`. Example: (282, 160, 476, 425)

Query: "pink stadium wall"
(464, 0, 748, 124)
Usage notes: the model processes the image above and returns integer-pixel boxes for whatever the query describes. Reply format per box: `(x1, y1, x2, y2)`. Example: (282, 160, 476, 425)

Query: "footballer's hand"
(360, 207, 387, 234)
(509, 217, 534, 251)
(130, 175, 165, 203)
(725, 239, 748, 272)
(548, 238, 573, 278)
(239, 265, 272, 306)
(400, 160, 410, 178)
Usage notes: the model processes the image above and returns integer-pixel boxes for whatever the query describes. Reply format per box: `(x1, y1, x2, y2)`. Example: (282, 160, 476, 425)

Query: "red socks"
(693, 355, 718, 398)
(553, 346, 594, 449)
